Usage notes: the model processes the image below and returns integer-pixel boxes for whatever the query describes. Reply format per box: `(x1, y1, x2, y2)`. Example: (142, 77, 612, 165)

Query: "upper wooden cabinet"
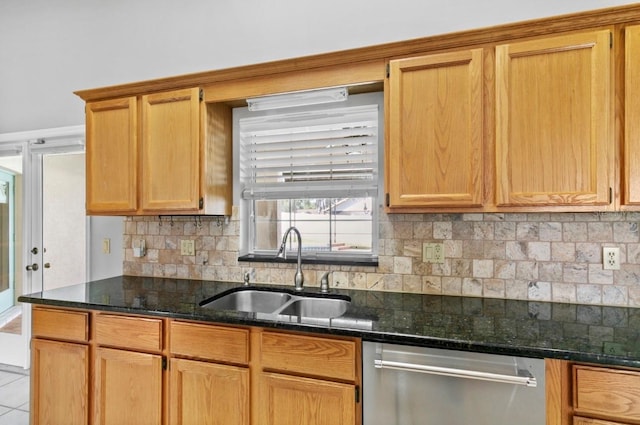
(86, 97, 138, 214)
(495, 30, 613, 208)
(386, 49, 484, 209)
(623, 25, 640, 207)
(85, 88, 232, 216)
(141, 88, 201, 212)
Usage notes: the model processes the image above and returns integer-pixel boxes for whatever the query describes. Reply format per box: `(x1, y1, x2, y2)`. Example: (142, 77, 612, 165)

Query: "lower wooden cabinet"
(573, 365, 640, 425)
(31, 307, 89, 425)
(546, 359, 640, 425)
(257, 330, 360, 425)
(31, 339, 89, 425)
(257, 372, 355, 425)
(169, 358, 249, 425)
(93, 347, 163, 425)
(30, 307, 361, 425)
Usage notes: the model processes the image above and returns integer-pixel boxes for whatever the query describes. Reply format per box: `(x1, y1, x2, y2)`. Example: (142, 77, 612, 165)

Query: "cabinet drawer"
(261, 332, 357, 382)
(32, 307, 88, 342)
(574, 365, 640, 422)
(170, 321, 249, 365)
(95, 314, 163, 352)
(574, 417, 627, 425)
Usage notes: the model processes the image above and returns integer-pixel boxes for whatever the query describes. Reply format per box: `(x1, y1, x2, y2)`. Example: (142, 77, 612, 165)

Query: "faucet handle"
(320, 271, 332, 293)
(243, 271, 251, 286)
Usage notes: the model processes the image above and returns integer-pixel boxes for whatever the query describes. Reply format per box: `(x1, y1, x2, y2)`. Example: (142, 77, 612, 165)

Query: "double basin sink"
(199, 286, 351, 320)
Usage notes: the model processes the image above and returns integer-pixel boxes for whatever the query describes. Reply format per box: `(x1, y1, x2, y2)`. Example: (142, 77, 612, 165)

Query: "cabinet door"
(495, 30, 612, 207)
(94, 347, 163, 425)
(169, 358, 249, 425)
(86, 97, 138, 214)
(624, 25, 640, 206)
(31, 339, 89, 425)
(257, 372, 355, 425)
(141, 88, 201, 212)
(386, 49, 484, 208)
(574, 365, 640, 423)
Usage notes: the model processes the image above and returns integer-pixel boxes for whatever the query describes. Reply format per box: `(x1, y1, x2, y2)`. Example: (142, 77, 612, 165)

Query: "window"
(235, 91, 382, 263)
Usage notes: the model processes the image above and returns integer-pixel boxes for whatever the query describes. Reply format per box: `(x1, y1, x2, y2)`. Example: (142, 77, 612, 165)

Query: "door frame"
(0, 168, 15, 313)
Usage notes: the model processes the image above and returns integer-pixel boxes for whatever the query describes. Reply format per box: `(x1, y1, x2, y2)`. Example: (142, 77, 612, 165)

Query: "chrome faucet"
(276, 226, 304, 291)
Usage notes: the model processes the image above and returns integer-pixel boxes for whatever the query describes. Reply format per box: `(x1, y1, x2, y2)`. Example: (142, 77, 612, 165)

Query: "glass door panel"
(41, 152, 86, 290)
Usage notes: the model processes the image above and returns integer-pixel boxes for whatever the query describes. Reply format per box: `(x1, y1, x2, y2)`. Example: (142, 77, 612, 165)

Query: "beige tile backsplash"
(123, 210, 640, 307)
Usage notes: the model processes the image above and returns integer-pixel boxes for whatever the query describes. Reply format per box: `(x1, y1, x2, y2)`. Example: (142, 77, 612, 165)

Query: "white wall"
(89, 216, 123, 281)
(0, 0, 636, 133)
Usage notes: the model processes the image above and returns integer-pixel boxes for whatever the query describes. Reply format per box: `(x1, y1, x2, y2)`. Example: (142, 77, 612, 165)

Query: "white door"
(27, 145, 87, 293)
(0, 127, 87, 367)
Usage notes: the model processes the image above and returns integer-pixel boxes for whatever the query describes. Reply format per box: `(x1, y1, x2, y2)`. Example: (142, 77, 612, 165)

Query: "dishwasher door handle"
(374, 359, 537, 387)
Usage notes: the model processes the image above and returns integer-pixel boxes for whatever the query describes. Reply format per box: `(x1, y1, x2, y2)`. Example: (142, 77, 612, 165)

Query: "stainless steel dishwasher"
(363, 342, 545, 425)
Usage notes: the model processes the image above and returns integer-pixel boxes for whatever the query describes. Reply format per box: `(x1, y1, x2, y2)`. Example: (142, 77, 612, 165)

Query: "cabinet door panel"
(258, 372, 355, 425)
(86, 97, 137, 214)
(141, 88, 201, 212)
(496, 30, 612, 207)
(94, 347, 163, 425)
(170, 321, 249, 364)
(387, 49, 484, 208)
(574, 365, 640, 422)
(625, 25, 640, 206)
(169, 358, 249, 425)
(32, 307, 88, 342)
(94, 313, 163, 352)
(31, 339, 88, 425)
(261, 331, 357, 382)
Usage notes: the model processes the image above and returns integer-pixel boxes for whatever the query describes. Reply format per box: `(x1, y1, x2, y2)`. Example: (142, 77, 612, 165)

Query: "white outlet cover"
(603, 247, 620, 270)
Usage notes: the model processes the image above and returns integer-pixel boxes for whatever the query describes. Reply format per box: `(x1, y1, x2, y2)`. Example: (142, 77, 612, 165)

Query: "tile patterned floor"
(0, 364, 29, 425)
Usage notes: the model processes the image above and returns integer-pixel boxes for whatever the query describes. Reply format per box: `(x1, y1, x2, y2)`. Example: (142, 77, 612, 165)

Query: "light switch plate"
(102, 238, 110, 254)
(423, 243, 444, 263)
(181, 239, 195, 256)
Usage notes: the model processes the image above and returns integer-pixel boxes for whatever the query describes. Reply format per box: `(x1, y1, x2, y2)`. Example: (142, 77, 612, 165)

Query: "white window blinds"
(240, 104, 379, 200)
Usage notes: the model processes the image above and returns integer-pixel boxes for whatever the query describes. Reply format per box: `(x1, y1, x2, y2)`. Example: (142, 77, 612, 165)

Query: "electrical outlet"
(423, 243, 444, 264)
(180, 240, 195, 256)
(603, 247, 620, 270)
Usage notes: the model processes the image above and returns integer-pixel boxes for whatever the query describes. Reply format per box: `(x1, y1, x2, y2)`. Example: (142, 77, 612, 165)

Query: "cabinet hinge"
(355, 386, 360, 403)
(162, 357, 167, 370)
(609, 187, 613, 204)
(199, 197, 204, 209)
(610, 31, 613, 48)
(385, 193, 390, 207)
(199, 88, 204, 102)
(386, 63, 390, 78)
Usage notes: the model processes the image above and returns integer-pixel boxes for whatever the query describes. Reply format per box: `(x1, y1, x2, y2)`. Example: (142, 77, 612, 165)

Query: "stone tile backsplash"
(123, 211, 640, 307)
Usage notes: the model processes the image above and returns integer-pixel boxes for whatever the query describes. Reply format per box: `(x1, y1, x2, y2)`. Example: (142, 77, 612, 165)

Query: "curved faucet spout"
(277, 226, 304, 291)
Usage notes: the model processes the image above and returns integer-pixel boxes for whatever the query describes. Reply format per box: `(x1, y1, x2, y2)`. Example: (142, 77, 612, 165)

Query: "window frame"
(233, 90, 384, 265)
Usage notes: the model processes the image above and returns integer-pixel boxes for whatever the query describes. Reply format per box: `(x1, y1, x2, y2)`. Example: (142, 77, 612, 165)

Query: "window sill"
(238, 254, 378, 268)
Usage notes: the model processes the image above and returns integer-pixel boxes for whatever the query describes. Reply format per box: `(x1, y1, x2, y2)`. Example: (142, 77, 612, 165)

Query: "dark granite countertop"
(18, 275, 640, 368)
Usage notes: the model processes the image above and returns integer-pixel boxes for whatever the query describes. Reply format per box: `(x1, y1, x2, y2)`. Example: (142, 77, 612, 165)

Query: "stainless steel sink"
(200, 287, 350, 319)
(276, 297, 349, 318)
(201, 289, 292, 314)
